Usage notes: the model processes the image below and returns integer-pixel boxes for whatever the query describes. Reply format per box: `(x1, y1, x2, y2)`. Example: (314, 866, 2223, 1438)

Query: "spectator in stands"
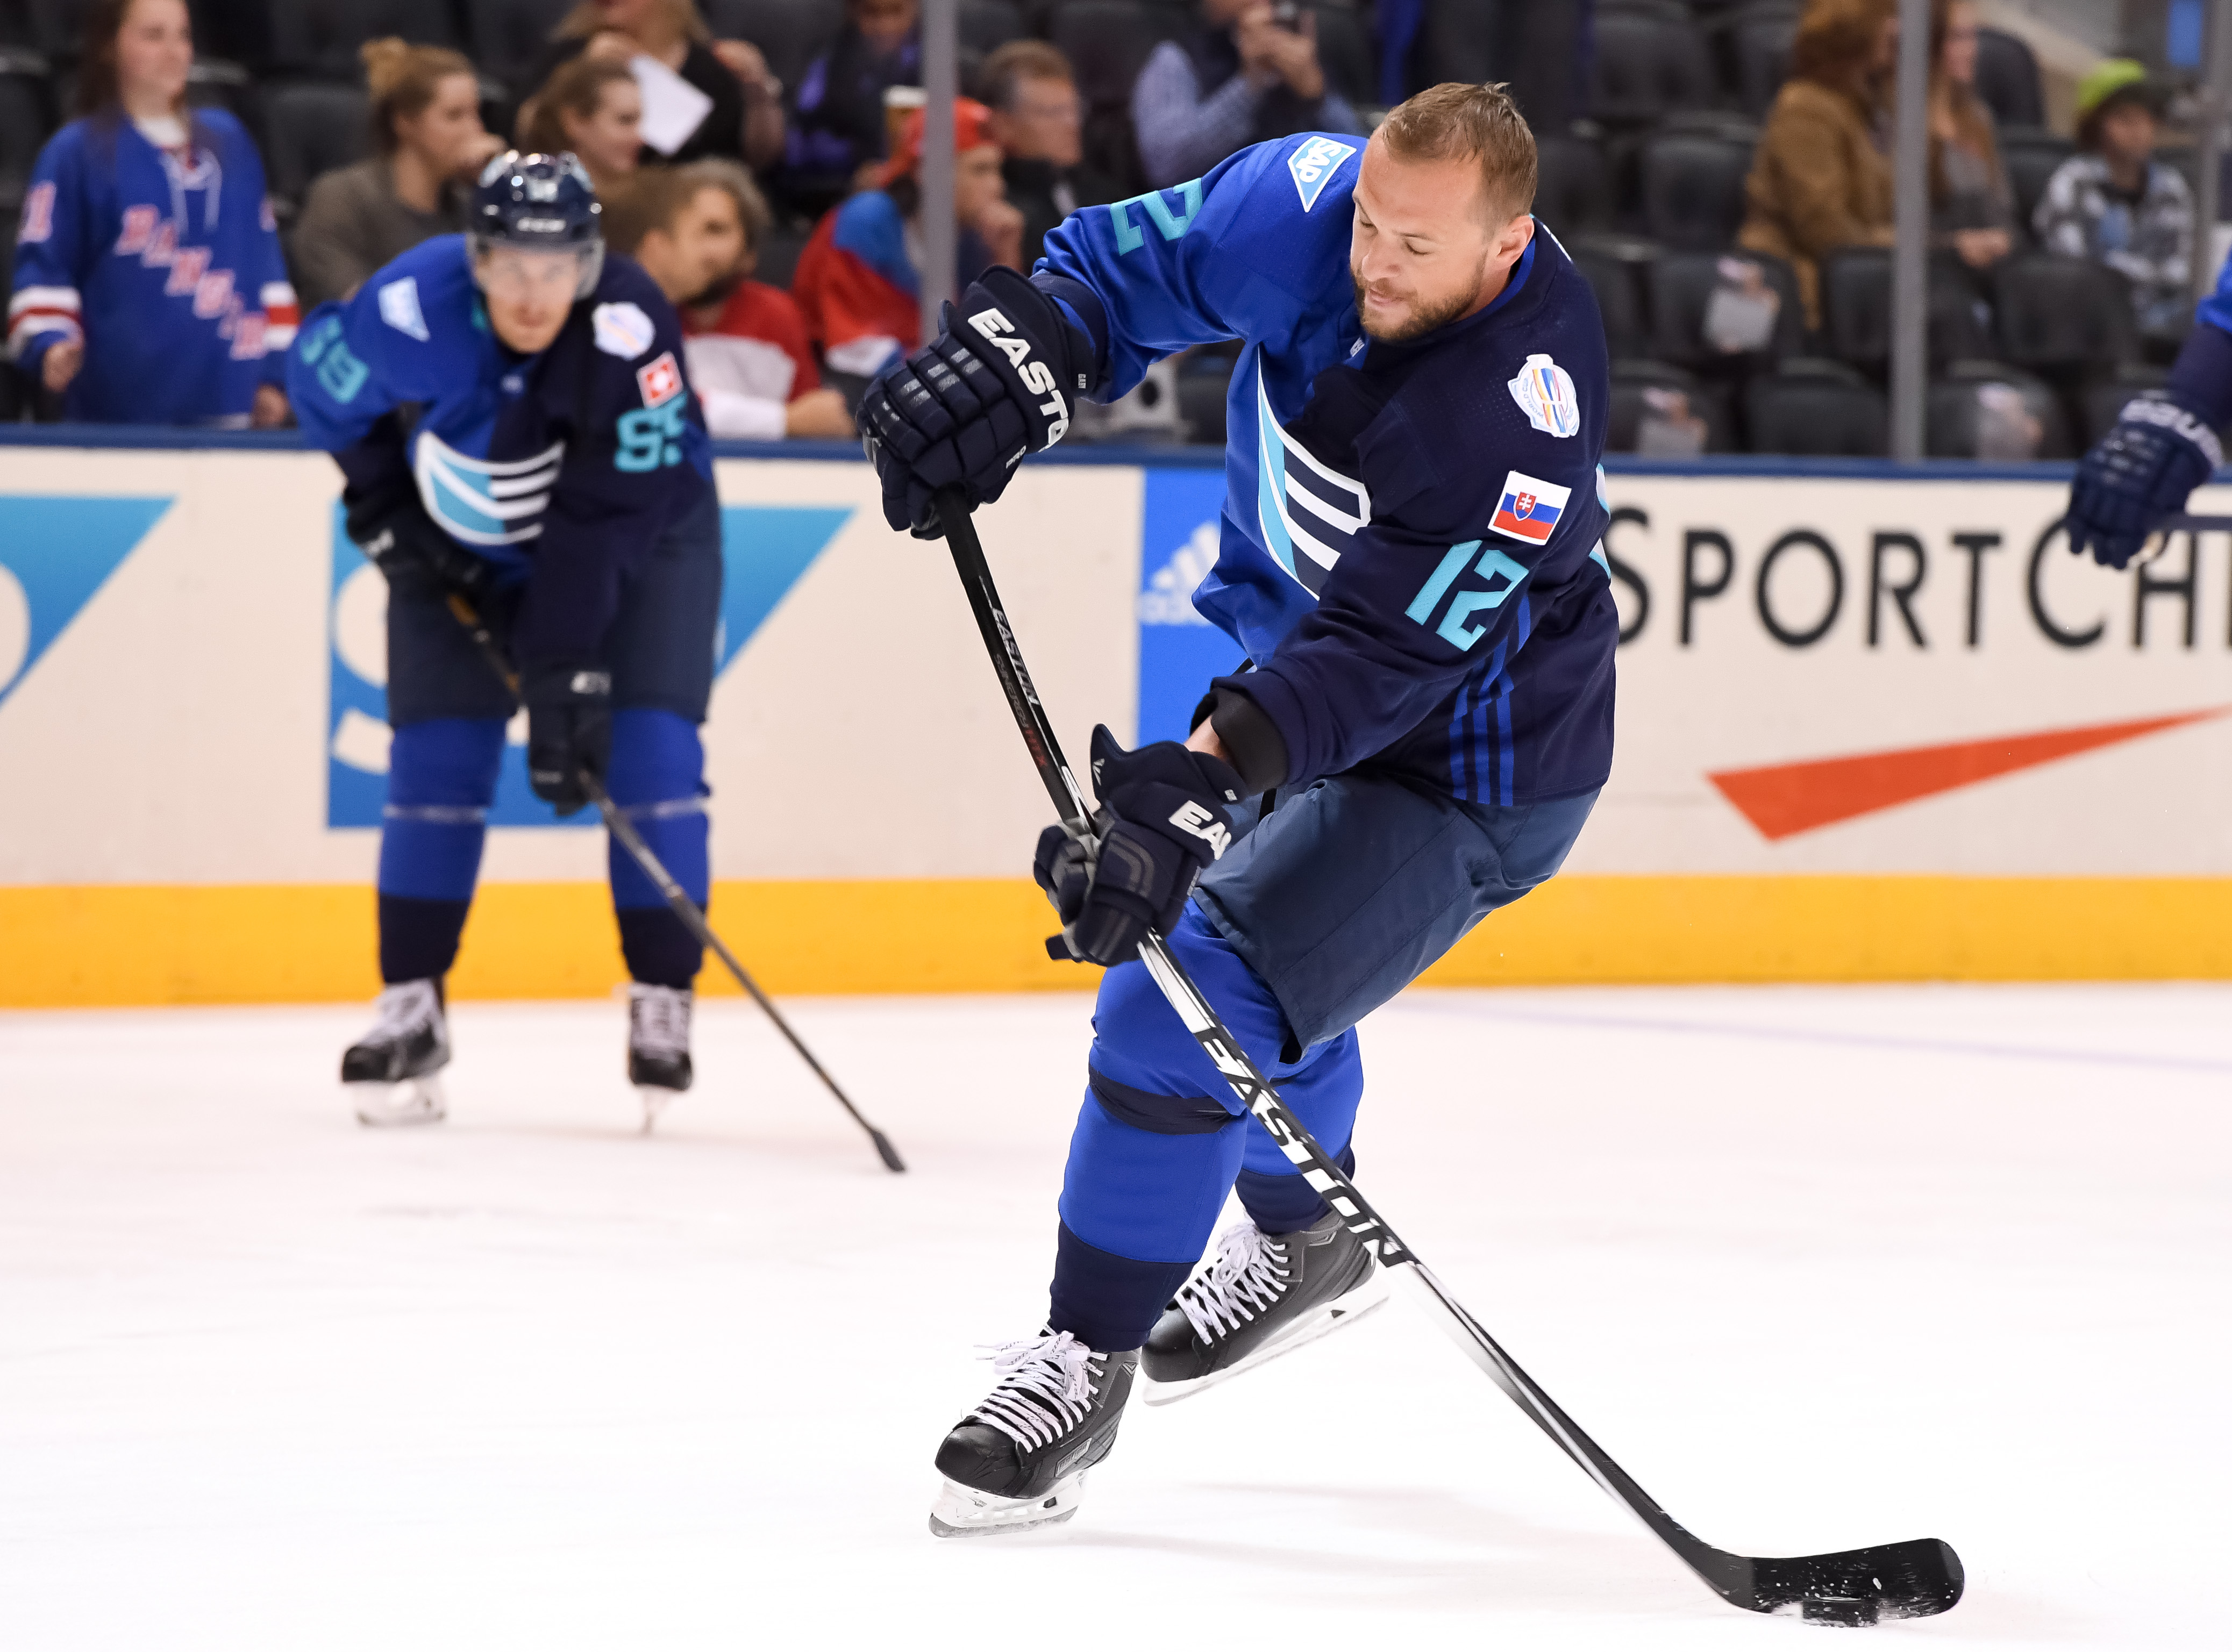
(8, 0, 296, 425)
(292, 40, 505, 310)
(520, 57, 643, 192)
(1737, 0, 1900, 327)
(1131, 0, 1364, 191)
(980, 40, 1117, 270)
(605, 160, 853, 439)
(2035, 60, 2194, 352)
(781, 0, 922, 217)
(1930, 0, 2013, 276)
(791, 97, 1021, 385)
(522, 0, 782, 170)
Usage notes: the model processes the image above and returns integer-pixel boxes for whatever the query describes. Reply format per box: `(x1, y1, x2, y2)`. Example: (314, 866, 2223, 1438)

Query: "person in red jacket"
(790, 96, 1023, 384)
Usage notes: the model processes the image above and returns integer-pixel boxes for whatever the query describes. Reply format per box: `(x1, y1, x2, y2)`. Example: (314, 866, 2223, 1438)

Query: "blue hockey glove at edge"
(2066, 396, 2223, 570)
(1032, 726, 1246, 967)
(859, 266, 1094, 539)
(523, 662, 611, 817)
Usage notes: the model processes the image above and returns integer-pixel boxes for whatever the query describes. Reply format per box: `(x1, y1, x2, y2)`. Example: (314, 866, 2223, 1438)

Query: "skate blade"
(350, 1075, 447, 1128)
(926, 1469, 1087, 1539)
(1141, 1273, 1391, 1407)
(637, 1085, 679, 1135)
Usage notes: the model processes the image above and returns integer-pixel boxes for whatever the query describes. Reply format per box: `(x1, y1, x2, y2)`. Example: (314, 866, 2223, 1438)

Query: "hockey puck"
(1801, 1595, 1880, 1627)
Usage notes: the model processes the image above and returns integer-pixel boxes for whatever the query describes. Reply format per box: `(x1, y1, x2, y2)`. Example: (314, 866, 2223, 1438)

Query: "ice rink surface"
(2, 984, 2226, 1650)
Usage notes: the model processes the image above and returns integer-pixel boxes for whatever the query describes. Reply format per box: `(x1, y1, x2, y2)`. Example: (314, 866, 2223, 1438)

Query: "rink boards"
(4, 434, 2231, 1005)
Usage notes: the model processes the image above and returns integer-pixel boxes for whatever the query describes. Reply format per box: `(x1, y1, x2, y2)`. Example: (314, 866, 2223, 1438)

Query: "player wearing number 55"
(289, 151, 723, 1131)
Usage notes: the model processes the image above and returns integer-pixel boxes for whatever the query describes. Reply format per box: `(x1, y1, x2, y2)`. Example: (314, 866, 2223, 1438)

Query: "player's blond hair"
(1377, 82, 1538, 225)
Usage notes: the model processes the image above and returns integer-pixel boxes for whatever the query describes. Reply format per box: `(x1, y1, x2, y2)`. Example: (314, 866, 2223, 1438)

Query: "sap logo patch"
(1287, 136, 1358, 213)
(1489, 471, 1571, 546)
(1507, 352, 1580, 438)
(594, 300, 657, 359)
(378, 276, 430, 341)
(636, 349, 684, 408)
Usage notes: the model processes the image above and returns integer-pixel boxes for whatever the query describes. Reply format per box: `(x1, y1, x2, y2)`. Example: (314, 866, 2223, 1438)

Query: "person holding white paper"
(521, 0, 783, 170)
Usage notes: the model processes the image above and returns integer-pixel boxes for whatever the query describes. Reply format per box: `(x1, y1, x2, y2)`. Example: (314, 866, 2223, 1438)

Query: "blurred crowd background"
(0, 0, 2224, 459)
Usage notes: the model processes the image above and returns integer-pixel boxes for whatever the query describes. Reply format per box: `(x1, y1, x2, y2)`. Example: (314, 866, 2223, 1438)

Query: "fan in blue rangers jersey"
(8, 45, 297, 425)
(290, 152, 722, 1133)
(860, 83, 1616, 1536)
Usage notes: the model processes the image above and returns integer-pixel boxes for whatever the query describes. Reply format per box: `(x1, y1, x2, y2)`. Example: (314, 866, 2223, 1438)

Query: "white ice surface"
(2, 985, 2227, 1650)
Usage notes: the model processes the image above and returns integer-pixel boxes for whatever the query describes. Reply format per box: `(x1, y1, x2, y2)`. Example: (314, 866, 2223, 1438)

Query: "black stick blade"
(1746, 1537, 1964, 1620)
(869, 1129, 908, 1174)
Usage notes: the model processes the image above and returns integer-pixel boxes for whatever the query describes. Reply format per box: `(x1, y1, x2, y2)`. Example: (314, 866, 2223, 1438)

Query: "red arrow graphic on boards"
(1708, 705, 2232, 841)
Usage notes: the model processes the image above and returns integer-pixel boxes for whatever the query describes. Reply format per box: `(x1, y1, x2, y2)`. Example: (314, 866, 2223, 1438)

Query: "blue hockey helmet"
(468, 151, 604, 298)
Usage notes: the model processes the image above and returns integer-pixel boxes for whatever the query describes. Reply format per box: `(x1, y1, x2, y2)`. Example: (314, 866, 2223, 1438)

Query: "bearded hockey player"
(860, 83, 1617, 1535)
(290, 153, 721, 1131)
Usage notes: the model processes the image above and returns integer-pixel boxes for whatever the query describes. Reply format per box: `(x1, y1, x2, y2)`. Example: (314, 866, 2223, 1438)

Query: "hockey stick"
(440, 592, 906, 1172)
(935, 490, 1961, 1625)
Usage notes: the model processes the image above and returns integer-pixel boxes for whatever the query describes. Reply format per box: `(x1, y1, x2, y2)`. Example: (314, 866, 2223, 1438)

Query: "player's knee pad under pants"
(1048, 904, 1361, 1352)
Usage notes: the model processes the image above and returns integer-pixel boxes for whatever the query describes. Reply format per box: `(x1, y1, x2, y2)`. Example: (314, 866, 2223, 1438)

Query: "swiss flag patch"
(636, 349, 683, 409)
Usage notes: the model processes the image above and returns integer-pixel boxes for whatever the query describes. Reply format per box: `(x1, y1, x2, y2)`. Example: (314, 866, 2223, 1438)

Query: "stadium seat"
(1589, 10, 1717, 128)
(268, 0, 460, 80)
(1606, 360, 1732, 454)
(1926, 361, 2072, 460)
(1413, 0, 1494, 87)
(1534, 133, 1613, 235)
(261, 81, 371, 212)
(1637, 127, 1754, 251)
(958, 0, 1024, 54)
(1743, 358, 1887, 456)
(754, 221, 809, 290)
(1050, 0, 1183, 194)
(701, 0, 842, 95)
(1568, 237, 1652, 362)
(0, 49, 51, 190)
(1711, 2, 1797, 120)
(185, 57, 261, 145)
(1646, 249, 1802, 368)
(23, 0, 87, 59)
(1993, 254, 2138, 376)
(464, 0, 572, 96)
(1308, 5, 1377, 109)
(1178, 344, 1237, 446)
(1972, 26, 2043, 131)
(2077, 362, 2170, 449)
(1998, 126, 2074, 234)
(1819, 246, 1992, 371)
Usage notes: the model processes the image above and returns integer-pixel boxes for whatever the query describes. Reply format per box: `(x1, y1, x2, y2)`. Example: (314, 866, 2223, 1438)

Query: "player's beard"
(1352, 271, 1477, 344)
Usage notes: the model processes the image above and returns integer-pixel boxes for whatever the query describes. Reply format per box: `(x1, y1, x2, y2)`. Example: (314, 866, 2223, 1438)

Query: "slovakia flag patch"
(1489, 471, 1572, 547)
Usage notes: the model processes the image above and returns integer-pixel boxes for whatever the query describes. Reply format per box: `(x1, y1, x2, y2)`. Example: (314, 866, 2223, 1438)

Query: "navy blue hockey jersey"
(8, 111, 297, 424)
(290, 235, 714, 672)
(1038, 133, 1616, 804)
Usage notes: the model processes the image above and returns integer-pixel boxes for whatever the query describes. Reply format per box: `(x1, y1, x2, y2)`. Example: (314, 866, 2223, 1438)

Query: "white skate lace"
(968, 1331, 1102, 1450)
(363, 980, 440, 1046)
(1176, 1224, 1291, 1345)
(629, 985, 691, 1059)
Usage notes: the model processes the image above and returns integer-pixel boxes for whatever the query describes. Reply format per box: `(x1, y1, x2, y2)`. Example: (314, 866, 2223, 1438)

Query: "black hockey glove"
(2066, 395, 2223, 570)
(343, 484, 493, 603)
(1033, 726, 1245, 968)
(859, 266, 1094, 539)
(523, 661, 611, 817)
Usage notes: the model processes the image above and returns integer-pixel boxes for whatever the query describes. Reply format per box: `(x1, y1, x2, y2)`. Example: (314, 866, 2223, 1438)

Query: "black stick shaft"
(931, 490, 1953, 1616)
(440, 595, 904, 1173)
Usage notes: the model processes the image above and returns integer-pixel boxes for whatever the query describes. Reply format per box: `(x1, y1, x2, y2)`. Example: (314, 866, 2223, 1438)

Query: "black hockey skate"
(1140, 1210, 1387, 1405)
(627, 984, 693, 1133)
(929, 1331, 1137, 1538)
(342, 978, 450, 1127)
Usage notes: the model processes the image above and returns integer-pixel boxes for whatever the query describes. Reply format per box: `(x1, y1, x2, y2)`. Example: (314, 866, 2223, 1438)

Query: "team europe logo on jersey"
(1507, 352, 1581, 438)
(1287, 137, 1358, 213)
(413, 432, 565, 545)
(1489, 470, 1571, 547)
(1253, 352, 1369, 596)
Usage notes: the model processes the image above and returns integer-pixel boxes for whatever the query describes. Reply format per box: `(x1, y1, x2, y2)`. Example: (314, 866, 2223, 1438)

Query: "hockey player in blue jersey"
(860, 83, 1617, 1534)
(290, 153, 722, 1131)
(2063, 249, 2232, 568)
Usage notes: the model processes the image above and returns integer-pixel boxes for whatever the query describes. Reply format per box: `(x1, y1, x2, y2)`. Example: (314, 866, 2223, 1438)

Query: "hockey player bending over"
(291, 153, 722, 1131)
(861, 84, 1617, 1535)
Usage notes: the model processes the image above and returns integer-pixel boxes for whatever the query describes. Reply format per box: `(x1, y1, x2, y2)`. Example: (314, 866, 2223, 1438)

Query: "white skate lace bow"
(368, 980, 440, 1041)
(1176, 1224, 1292, 1345)
(969, 1331, 1100, 1450)
(630, 985, 690, 1057)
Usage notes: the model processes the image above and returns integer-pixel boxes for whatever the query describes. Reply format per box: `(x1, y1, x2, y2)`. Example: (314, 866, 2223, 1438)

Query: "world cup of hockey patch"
(594, 300, 657, 359)
(1287, 136, 1358, 213)
(1507, 353, 1580, 438)
(636, 349, 683, 409)
(1489, 471, 1571, 546)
